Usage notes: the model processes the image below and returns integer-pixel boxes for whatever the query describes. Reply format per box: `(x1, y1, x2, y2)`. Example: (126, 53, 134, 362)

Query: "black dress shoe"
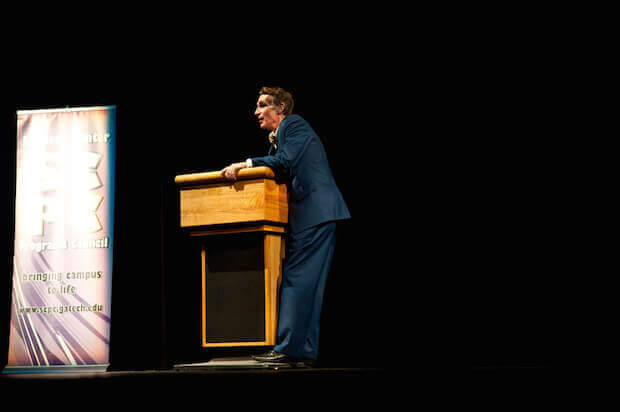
(252, 350, 294, 363)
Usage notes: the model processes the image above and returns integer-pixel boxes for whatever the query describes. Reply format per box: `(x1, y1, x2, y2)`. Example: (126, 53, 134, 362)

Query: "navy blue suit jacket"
(251, 114, 351, 234)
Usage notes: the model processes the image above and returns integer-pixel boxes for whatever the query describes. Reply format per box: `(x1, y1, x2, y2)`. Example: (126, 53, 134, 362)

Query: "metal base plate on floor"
(173, 356, 299, 370)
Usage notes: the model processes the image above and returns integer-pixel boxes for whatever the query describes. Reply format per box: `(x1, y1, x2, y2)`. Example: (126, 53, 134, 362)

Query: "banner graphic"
(4, 106, 116, 373)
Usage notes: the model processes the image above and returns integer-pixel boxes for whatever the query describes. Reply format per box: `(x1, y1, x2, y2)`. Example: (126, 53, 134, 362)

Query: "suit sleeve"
(251, 116, 312, 173)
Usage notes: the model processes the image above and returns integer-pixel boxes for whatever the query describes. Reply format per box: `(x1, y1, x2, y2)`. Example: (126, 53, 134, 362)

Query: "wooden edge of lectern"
(175, 166, 287, 348)
(174, 166, 275, 186)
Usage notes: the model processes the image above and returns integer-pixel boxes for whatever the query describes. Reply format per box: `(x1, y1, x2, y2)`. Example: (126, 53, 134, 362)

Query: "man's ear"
(279, 102, 286, 114)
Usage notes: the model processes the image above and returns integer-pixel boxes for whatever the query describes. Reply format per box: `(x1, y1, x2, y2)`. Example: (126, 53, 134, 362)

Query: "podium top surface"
(175, 166, 275, 187)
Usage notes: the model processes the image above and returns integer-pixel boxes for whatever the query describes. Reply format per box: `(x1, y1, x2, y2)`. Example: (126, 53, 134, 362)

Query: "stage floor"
(1, 359, 387, 404)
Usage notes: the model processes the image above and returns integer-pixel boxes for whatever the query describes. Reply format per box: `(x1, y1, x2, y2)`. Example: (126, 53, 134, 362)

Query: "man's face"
(254, 94, 282, 131)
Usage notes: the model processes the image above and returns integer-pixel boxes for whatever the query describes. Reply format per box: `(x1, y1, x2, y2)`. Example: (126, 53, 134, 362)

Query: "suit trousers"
(273, 221, 337, 360)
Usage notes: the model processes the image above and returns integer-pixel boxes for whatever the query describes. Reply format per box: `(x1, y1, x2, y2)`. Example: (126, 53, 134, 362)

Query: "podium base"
(173, 356, 302, 370)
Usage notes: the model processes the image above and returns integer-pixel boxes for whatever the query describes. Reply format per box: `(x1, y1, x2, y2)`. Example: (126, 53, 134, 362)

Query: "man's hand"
(221, 162, 247, 181)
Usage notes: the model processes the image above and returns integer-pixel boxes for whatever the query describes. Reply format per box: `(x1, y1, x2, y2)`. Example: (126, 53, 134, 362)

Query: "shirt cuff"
(245, 158, 253, 168)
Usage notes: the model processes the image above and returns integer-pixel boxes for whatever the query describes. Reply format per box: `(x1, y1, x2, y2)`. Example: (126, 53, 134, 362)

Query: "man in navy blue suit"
(222, 87, 350, 365)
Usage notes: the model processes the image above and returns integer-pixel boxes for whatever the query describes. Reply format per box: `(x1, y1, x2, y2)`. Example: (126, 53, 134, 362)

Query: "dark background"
(0, 54, 400, 371)
(1, 42, 563, 373)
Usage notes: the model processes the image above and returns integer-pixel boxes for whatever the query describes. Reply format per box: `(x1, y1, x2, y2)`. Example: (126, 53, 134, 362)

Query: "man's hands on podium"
(221, 162, 247, 181)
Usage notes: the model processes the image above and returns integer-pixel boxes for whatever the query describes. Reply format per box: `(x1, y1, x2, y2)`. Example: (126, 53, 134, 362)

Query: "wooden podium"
(174, 167, 288, 348)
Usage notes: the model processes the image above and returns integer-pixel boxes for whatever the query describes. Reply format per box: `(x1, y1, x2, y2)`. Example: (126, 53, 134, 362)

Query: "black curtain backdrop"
(1, 61, 398, 370)
(1, 45, 562, 372)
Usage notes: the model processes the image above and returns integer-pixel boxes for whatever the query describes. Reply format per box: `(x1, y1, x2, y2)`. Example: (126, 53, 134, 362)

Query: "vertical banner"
(4, 106, 116, 373)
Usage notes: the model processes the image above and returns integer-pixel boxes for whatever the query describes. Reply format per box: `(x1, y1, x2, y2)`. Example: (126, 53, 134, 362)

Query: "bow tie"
(268, 130, 277, 149)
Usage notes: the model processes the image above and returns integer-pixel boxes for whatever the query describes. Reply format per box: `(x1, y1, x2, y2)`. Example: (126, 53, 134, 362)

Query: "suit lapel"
(276, 115, 291, 147)
(267, 116, 291, 155)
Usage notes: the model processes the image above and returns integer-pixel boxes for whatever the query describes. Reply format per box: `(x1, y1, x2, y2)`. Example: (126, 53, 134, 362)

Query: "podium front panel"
(202, 233, 266, 344)
(180, 178, 287, 228)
